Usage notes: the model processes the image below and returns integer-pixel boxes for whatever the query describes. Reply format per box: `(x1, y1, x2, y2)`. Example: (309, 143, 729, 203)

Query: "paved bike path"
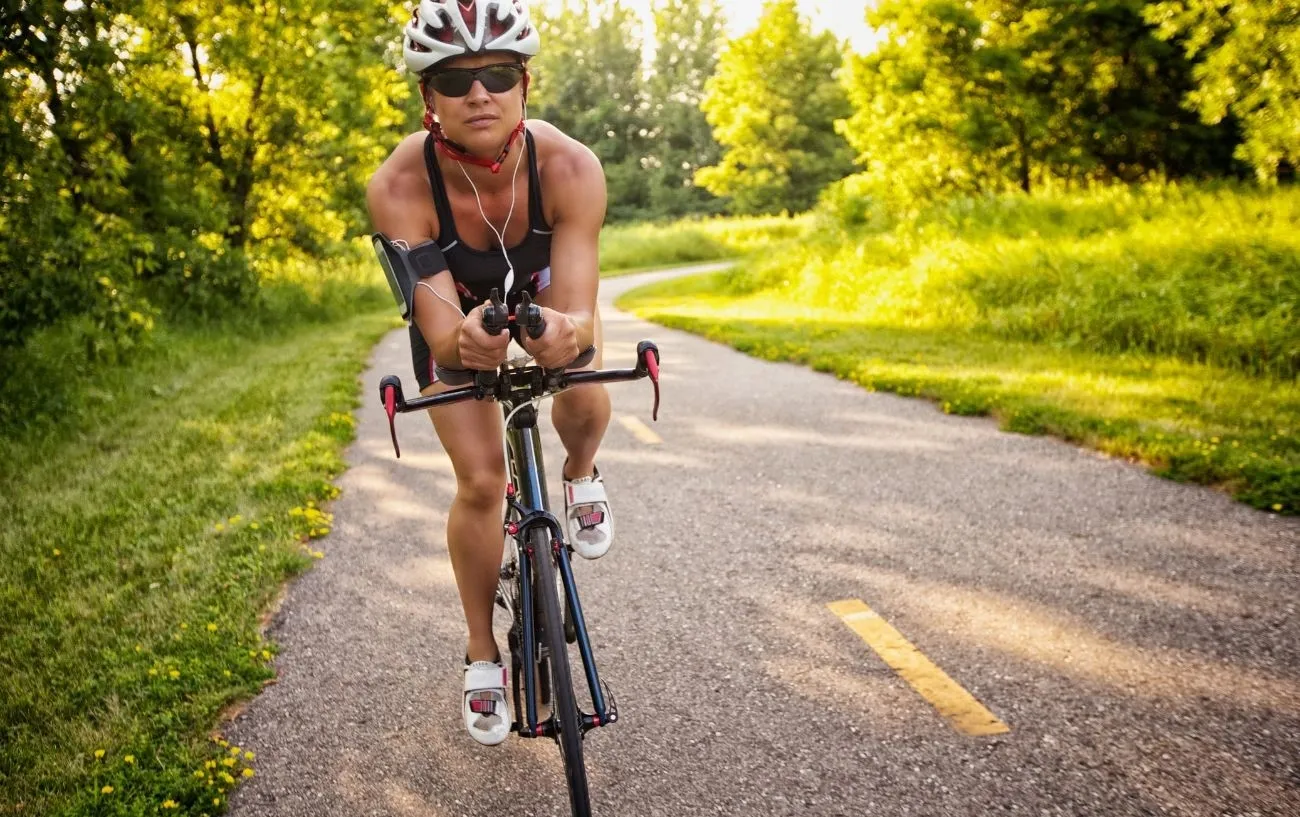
(228, 263, 1299, 816)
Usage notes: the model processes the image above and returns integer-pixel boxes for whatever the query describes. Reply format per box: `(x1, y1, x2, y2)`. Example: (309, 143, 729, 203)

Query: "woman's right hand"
(457, 304, 511, 370)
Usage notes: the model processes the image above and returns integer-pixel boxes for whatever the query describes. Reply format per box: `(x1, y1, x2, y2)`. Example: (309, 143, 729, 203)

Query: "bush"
(599, 214, 810, 272)
(726, 183, 1300, 378)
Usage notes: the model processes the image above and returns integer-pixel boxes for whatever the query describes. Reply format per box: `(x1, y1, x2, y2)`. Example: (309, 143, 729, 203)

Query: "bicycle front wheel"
(529, 528, 591, 815)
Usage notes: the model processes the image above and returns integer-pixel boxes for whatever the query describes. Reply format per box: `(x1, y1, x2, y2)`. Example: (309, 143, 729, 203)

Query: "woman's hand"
(522, 307, 581, 369)
(457, 304, 511, 370)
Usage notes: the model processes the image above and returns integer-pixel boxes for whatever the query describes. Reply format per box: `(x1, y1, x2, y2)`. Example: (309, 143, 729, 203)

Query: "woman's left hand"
(522, 307, 581, 369)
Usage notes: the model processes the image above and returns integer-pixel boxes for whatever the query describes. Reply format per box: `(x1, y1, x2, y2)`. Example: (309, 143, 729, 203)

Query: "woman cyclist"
(366, 0, 615, 746)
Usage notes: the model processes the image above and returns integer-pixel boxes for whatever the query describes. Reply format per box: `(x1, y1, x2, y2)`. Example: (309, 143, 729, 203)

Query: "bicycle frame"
(501, 398, 615, 737)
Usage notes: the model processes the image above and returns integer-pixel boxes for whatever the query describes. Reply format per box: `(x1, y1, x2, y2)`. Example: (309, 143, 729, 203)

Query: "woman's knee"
(455, 464, 506, 509)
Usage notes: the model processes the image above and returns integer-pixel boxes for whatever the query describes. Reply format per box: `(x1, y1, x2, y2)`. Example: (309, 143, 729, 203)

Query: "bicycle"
(377, 289, 661, 816)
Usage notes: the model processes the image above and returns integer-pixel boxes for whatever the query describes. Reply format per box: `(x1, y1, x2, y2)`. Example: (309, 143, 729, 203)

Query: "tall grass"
(0, 243, 391, 440)
(729, 184, 1300, 379)
(599, 214, 809, 273)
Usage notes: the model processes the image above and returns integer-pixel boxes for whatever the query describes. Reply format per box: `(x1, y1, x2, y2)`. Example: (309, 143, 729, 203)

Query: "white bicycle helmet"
(404, 0, 541, 75)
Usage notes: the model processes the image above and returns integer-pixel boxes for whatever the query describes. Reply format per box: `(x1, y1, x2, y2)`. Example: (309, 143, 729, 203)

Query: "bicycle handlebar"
(378, 340, 661, 459)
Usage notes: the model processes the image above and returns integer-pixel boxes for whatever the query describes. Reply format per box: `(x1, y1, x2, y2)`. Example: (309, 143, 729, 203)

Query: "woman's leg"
(547, 306, 610, 478)
(422, 383, 506, 663)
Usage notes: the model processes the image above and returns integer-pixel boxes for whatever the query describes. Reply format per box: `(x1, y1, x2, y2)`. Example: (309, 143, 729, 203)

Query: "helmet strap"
(430, 118, 526, 174)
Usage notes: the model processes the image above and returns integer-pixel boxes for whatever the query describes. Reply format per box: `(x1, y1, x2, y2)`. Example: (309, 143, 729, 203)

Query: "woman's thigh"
(421, 381, 505, 498)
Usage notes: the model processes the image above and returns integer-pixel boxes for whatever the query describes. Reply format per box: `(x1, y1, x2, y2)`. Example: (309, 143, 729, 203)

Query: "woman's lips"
(466, 115, 498, 129)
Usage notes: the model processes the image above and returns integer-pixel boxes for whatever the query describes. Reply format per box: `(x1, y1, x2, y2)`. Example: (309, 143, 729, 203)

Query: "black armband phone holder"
(371, 233, 449, 322)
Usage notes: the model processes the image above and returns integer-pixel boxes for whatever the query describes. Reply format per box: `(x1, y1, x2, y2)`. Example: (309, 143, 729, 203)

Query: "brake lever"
(636, 341, 661, 421)
(379, 375, 404, 458)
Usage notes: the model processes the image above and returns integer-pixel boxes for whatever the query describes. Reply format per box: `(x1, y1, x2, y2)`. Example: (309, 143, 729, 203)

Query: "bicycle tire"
(529, 528, 591, 815)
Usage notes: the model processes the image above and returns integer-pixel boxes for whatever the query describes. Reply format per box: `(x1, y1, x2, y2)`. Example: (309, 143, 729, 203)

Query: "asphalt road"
(227, 264, 1299, 817)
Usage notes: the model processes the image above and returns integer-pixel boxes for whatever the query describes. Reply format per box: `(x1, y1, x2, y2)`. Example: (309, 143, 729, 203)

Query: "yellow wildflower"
(244, 751, 255, 760)
(52, 548, 62, 557)
(242, 768, 255, 778)
(124, 755, 135, 764)
(261, 650, 271, 660)
(162, 800, 178, 809)
(250, 522, 260, 530)
(101, 786, 114, 794)
(94, 749, 105, 759)
(221, 757, 235, 767)
(207, 623, 218, 632)
(219, 771, 235, 784)
(1274, 504, 1284, 512)
(229, 746, 240, 756)
(169, 669, 180, 680)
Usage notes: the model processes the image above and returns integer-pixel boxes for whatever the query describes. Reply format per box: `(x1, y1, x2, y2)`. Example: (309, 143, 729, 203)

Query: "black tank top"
(424, 130, 553, 315)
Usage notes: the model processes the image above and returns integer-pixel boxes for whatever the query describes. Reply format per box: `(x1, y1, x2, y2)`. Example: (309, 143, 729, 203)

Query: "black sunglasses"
(426, 63, 525, 97)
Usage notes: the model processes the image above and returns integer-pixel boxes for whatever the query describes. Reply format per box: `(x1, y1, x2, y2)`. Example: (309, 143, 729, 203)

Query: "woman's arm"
(526, 142, 607, 367)
(365, 144, 468, 368)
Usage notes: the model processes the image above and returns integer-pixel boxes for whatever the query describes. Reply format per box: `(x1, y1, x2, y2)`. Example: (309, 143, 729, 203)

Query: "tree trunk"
(226, 73, 265, 251)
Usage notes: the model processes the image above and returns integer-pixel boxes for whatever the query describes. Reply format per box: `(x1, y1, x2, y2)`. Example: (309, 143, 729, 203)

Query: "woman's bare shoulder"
(368, 132, 431, 202)
(367, 131, 436, 238)
(527, 121, 602, 186)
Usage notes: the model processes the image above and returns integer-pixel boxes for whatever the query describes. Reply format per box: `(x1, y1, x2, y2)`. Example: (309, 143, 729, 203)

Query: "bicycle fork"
(505, 511, 618, 738)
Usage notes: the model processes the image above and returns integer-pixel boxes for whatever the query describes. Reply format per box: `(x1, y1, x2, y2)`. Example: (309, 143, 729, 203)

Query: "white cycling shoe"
(563, 465, 614, 560)
(463, 659, 510, 746)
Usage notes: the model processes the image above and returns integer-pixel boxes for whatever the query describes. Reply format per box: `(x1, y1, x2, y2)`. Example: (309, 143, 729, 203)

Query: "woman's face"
(425, 51, 526, 154)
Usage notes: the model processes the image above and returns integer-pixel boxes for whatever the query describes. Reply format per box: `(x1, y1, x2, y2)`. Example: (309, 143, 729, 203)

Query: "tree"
(838, 0, 1240, 206)
(531, 0, 651, 220)
(0, 0, 412, 356)
(695, 0, 854, 214)
(1146, 0, 1300, 182)
(643, 0, 726, 217)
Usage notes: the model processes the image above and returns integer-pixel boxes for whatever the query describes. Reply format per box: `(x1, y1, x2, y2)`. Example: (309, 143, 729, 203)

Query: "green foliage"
(531, 0, 652, 221)
(599, 214, 809, 272)
(621, 268, 1299, 514)
(0, 295, 393, 814)
(839, 0, 1240, 208)
(644, 0, 727, 217)
(0, 249, 389, 437)
(1145, 0, 1300, 182)
(732, 184, 1300, 379)
(0, 0, 412, 361)
(695, 0, 855, 214)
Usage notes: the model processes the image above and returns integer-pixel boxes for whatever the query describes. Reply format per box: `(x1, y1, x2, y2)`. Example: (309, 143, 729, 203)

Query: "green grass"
(599, 214, 809, 274)
(736, 183, 1299, 378)
(0, 259, 395, 815)
(620, 258, 1298, 516)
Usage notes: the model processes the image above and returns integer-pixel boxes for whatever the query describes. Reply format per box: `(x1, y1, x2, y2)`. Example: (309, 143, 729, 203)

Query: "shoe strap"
(464, 661, 507, 693)
(565, 476, 608, 507)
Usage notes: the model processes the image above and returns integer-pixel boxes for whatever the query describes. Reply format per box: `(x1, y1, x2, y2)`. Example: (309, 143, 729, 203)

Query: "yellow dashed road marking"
(828, 599, 1010, 736)
(618, 415, 662, 445)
